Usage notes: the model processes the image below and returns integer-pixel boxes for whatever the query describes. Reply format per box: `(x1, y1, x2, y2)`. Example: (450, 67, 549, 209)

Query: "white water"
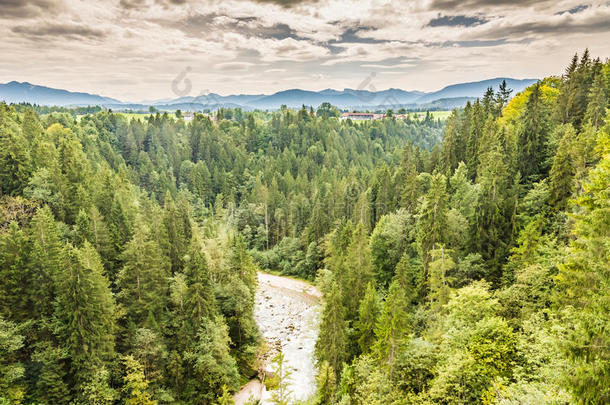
(234, 272, 321, 404)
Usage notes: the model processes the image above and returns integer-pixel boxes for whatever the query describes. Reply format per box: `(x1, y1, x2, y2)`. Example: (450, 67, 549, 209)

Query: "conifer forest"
(1, 51, 609, 404)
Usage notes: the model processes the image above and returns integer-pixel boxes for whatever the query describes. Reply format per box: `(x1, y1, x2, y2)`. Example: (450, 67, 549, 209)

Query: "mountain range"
(0, 78, 538, 111)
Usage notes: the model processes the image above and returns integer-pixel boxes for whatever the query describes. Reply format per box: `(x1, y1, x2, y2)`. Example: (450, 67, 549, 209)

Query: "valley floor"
(235, 272, 321, 404)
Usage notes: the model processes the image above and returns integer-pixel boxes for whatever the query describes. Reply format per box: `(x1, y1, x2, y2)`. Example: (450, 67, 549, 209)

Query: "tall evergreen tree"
(355, 282, 380, 354)
(54, 242, 115, 387)
(416, 172, 449, 268)
(373, 280, 410, 379)
(518, 83, 553, 181)
(316, 281, 348, 380)
(557, 141, 610, 403)
(117, 221, 170, 331)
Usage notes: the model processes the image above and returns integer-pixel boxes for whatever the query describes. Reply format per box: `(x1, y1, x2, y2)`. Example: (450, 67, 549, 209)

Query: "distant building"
(340, 112, 385, 121)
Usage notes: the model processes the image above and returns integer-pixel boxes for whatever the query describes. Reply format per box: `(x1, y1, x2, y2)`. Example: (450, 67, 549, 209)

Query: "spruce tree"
(416, 172, 449, 268)
(117, 221, 170, 329)
(517, 83, 553, 181)
(315, 281, 348, 380)
(355, 282, 380, 354)
(54, 242, 115, 386)
(557, 141, 610, 403)
(373, 280, 409, 379)
(584, 72, 608, 129)
(549, 125, 577, 209)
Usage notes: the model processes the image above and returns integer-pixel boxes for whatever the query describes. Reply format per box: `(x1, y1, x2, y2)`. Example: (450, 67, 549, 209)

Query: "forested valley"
(0, 51, 608, 404)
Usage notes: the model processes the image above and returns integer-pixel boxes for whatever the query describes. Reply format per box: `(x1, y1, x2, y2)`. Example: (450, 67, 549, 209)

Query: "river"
(234, 272, 321, 404)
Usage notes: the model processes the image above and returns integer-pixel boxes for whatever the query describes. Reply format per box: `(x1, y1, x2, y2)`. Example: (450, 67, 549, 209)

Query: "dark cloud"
(429, 0, 545, 11)
(427, 14, 488, 27)
(0, 0, 61, 18)
(169, 13, 308, 40)
(235, 0, 318, 7)
(441, 39, 508, 47)
(555, 4, 589, 15)
(12, 22, 106, 39)
(119, 0, 318, 9)
(330, 25, 387, 44)
(476, 15, 610, 39)
(119, 0, 147, 9)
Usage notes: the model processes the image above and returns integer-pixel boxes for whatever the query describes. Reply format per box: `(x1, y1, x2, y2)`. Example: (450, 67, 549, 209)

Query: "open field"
(410, 110, 453, 120)
(116, 112, 154, 121)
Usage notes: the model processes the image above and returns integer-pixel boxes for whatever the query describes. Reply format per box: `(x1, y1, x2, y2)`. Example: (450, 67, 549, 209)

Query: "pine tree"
(183, 240, 216, 336)
(466, 100, 484, 179)
(584, 72, 607, 129)
(343, 223, 374, 321)
(393, 253, 423, 306)
(54, 241, 115, 386)
(183, 316, 239, 403)
(427, 245, 455, 313)
(163, 192, 192, 272)
(494, 80, 513, 116)
(518, 83, 553, 181)
(549, 124, 577, 209)
(0, 123, 32, 196)
(373, 279, 410, 379)
(315, 361, 336, 405)
(440, 110, 461, 174)
(557, 143, 610, 403)
(0, 222, 31, 321)
(399, 144, 420, 213)
(473, 137, 514, 283)
(28, 206, 65, 323)
(0, 317, 25, 405)
(482, 86, 495, 116)
(32, 343, 71, 405)
(315, 281, 348, 379)
(416, 172, 449, 268)
(356, 282, 380, 354)
(117, 221, 170, 329)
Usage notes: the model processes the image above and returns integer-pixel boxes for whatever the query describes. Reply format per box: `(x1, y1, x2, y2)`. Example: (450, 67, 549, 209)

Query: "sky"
(1, 0, 609, 101)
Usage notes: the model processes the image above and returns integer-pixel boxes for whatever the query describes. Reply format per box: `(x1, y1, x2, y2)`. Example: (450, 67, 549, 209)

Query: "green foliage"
(315, 280, 348, 379)
(54, 241, 116, 386)
(355, 282, 380, 354)
(0, 318, 25, 404)
(556, 136, 610, 404)
(372, 280, 410, 379)
(0, 52, 608, 404)
(183, 316, 240, 402)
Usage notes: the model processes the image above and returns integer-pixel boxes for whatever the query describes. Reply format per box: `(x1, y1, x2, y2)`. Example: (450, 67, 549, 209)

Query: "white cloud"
(0, 0, 608, 98)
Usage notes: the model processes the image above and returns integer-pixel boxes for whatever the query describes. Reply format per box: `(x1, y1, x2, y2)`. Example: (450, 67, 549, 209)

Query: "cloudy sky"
(1, 0, 609, 101)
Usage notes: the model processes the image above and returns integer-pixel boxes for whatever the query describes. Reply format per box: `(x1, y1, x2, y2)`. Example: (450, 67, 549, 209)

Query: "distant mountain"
(414, 78, 537, 104)
(0, 77, 538, 111)
(0, 81, 120, 106)
(153, 93, 264, 107)
(245, 88, 424, 109)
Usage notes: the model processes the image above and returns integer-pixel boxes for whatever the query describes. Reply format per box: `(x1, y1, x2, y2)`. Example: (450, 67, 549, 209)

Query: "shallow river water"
(234, 272, 321, 404)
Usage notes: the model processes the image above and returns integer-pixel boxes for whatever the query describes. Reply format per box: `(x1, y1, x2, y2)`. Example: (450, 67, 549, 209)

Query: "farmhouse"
(340, 112, 385, 121)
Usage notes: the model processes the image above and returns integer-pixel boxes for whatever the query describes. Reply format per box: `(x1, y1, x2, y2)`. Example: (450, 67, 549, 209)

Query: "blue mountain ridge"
(0, 78, 537, 110)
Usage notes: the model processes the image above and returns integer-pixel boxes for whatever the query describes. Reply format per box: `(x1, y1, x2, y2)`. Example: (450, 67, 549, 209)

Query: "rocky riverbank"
(234, 272, 321, 404)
